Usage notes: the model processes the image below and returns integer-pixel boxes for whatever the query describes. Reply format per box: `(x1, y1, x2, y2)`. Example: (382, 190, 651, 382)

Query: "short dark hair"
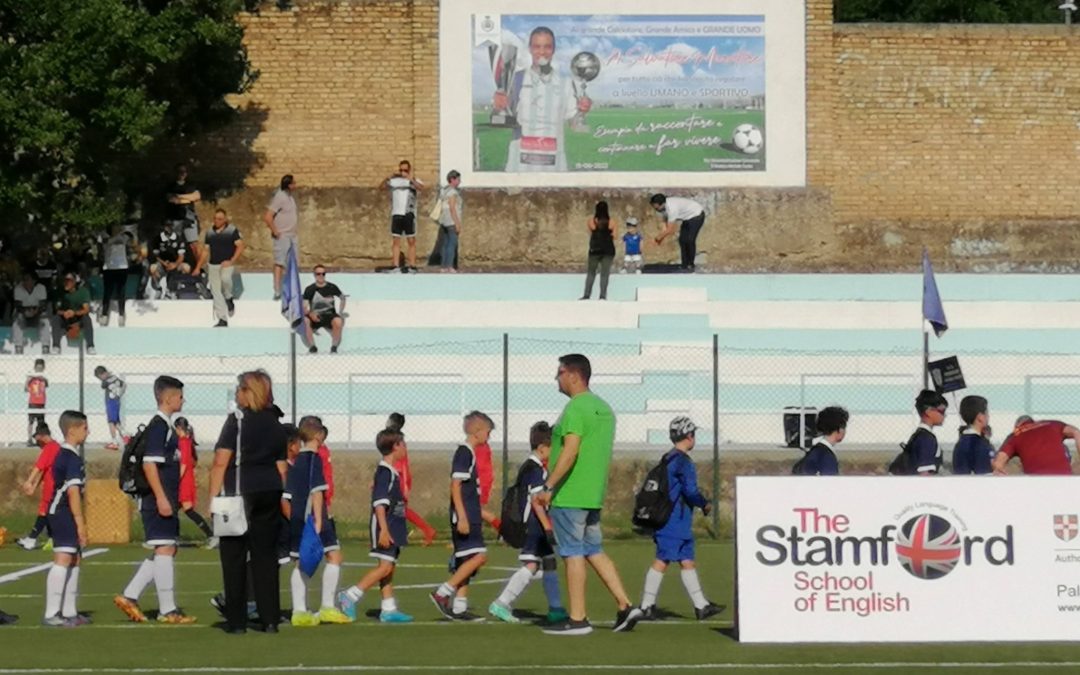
(959, 395, 988, 426)
(464, 411, 495, 433)
(282, 423, 301, 447)
(558, 353, 592, 384)
(298, 415, 324, 443)
(59, 410, 87, 437)
(313, 264, 327, 273)
(816, 406, 850, 435)
(376, 428, 403, 456)
(1015, 415, 1034, 427)
(387, 412, 406, 432)
(94, 365, 107, 377)
(280, 174, 294, 191)
(215, 208, 227, 217)
(915, 389, 948, 415)
(33, 422, 51, 437)
(399, 159, 411, 169)
(530, 421, 552, 450)
(649, 193, 667, 207)
(529, 26, 556, 49)
(153, 375, 184, 404)
(34, 358, 45, 369)
(446, 170, 461, 182)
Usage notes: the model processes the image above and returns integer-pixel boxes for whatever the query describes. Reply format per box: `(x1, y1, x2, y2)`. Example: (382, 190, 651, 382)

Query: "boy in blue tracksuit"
(638, 417, 724, 621)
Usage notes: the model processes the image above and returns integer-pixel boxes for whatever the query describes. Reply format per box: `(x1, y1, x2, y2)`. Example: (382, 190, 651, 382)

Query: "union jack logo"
(1054, 514, 1078, 542)
(895, 513, 962, 580)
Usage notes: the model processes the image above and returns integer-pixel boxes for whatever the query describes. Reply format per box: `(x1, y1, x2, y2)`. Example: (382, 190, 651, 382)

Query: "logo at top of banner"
(1054, 514, 1078, 542)
(895, 514, 962, 580)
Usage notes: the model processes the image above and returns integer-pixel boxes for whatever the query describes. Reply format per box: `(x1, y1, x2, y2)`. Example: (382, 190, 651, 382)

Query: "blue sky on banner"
(472, 14, 765, 105)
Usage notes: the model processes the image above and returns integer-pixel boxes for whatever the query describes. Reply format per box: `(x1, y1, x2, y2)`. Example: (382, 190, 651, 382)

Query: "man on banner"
(495, 26, 590, 172)
(992, 416, 1080, 475)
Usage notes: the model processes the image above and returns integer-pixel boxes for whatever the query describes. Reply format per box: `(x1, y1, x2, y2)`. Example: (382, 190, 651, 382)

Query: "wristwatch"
(541, 484, 553, 494)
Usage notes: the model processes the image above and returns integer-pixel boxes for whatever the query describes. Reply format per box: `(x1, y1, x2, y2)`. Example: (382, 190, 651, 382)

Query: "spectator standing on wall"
(194, 209, 245, 328)
(650, 194, 706, 272)
(580, 201, 616, 301)
(165, 164, 202, 263)
(12, 273, 50, 354)
(264, 174, 299, 300)
(384, 160, 423, 273)
(100, 223, 135, 327)
(438, 170, 463, 273)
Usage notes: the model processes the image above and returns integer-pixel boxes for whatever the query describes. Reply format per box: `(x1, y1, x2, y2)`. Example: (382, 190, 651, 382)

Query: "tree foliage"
(835, 0, 1063, 22)
(0, 0, 254, 240)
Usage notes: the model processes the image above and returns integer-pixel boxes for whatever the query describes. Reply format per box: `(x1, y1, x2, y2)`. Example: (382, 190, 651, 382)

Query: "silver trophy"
(569, 51, 601, 133)
(489, 43, 518, 127)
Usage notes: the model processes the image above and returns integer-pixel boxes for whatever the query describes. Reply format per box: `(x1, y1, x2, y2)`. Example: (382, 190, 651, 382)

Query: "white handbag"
(428, 189, 444, 222)
(211, 411, 248, 537)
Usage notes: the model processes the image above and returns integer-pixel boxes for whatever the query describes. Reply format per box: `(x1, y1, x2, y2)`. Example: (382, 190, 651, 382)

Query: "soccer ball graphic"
(895, 513, 962, 580)
(732, 124, 764, 155)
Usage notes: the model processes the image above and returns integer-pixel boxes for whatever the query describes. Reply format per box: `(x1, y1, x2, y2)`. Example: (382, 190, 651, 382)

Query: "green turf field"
(473, 108, 765, 173)
(2, 540, 1080, 673)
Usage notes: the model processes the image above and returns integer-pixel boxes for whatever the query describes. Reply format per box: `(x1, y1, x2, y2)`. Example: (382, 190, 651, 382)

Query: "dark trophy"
(569, 51, 601, 133)
(489, 43, 518, 127)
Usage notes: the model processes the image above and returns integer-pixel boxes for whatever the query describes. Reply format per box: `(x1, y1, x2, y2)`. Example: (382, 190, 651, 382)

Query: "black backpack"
(792, 452, 809, 475)
(632, 455, 676, 532)
(499, 464, 532, 549)
(887, 430, 923, 476)
(118, 424, 152, 496)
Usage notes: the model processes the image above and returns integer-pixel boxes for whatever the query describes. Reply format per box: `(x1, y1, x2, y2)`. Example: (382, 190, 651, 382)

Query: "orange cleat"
(113, 595, 147, 623)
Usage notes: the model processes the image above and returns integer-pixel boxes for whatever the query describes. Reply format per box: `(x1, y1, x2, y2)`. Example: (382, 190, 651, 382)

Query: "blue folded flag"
(921, 248, 948, 338)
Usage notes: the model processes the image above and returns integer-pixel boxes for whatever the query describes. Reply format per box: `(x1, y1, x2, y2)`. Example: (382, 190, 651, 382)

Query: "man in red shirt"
(18, 424, 62, 550)
(992, 416, 1080, 475)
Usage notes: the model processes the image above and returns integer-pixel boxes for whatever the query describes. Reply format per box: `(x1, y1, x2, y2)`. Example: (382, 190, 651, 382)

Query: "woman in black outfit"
(209, 370, 288, 634)
(581, 200, 616, 300)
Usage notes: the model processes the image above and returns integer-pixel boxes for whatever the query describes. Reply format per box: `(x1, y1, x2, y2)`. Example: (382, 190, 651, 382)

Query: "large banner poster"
(737, 477, 1080, 643)
(440, 0, 806, 189)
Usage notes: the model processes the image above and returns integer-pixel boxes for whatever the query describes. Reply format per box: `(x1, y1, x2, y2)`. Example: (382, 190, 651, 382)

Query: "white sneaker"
(98, 315, 109, 327)
(205, 537, 219, 550)
(16, 537, 37, 551)
(118, 315, 126, 327)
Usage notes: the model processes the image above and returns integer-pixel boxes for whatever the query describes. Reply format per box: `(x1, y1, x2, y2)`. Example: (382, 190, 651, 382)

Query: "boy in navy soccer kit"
(430, 412, 491, 621)
(797, 407, 849, 476)
(906, 389, 948, 476)
(489, 421, 567, 624)
(953, 395, 994, 474)
(338, 426, 414, 623)
(43, 411, 89, 627)
(114, 376, 195, 624)
(284, 417, 351, 626)
(638, 417, 723, 621)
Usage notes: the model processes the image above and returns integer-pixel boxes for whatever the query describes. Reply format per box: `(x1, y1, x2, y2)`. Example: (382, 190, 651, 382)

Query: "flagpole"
(922, 326, 929, 390)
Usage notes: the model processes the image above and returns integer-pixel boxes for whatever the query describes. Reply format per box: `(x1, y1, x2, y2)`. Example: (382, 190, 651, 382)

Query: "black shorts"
(29, 404, 45, 426)
(391, 213, 416, 238)
(310, 313, 339, 332)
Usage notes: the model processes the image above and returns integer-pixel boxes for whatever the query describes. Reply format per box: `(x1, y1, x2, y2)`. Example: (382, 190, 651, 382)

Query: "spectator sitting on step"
(302, 264, 346, 354)
(12, 273, 51, 355)
(148, 221, 190, 299)
(49, 273, 95, 355)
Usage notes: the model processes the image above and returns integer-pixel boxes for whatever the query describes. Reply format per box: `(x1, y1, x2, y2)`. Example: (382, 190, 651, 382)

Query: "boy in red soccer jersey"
(387, 413, 437, 545)
(25, 359, 48, 446)
(473, 413, 501, 534)
(174, 418, 215, 546)
(18, 423, 61, 550)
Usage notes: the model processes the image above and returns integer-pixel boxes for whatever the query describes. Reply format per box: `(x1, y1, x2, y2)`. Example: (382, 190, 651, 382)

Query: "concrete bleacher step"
(635, 286, 709, 303)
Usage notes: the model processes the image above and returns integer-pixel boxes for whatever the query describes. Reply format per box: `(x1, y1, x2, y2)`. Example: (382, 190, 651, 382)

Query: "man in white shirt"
(495, 27, 590, 173)
(13, 273, 50, 354)
(651, 194, 706, 272)
(384, 160, 424, 272)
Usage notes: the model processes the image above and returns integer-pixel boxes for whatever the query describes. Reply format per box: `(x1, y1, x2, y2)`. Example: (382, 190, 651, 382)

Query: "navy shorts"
(520, 528, 555, 563)
(654, 535, 696, 563)
(105, 398, 121, 424)
(47, 511, 80, 554)
(140, 498, 180, 547)
(370, 544, 401, 563)
(451, 521, 486, 560)
(289, 516, 341, 556)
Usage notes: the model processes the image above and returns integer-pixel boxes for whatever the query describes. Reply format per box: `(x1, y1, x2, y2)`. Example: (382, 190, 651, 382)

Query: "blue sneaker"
(379, 609, 413, 623)
(337, 590, 358, 622)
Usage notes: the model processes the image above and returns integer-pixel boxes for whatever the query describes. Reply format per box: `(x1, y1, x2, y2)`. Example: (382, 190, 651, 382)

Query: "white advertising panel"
(737, 476, 1080, 642)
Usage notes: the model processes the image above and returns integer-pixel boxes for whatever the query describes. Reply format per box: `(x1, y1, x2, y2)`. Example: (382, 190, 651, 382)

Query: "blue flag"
(281, 240, 304, 335)
(922, 248, 948, 337)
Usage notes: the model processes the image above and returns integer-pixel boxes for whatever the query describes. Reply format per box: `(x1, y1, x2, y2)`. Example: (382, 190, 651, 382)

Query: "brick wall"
(189, 1, 1080, 272)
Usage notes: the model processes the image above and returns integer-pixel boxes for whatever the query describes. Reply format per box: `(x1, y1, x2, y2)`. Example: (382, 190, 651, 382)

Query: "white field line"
(0, 549, 109, 584)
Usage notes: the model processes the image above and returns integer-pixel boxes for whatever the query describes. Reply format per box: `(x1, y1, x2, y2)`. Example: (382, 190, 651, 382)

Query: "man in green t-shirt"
(49, 273, 95, 354)
(536, 353, 642, 636)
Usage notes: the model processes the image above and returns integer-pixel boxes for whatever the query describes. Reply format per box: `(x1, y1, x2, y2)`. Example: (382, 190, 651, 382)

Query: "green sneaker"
(290, 611, 321, 627)
(318, 607, 353, 624)
(488, 601, 520, 624)
(42, 539, 53, 552)
(546, 608, 569, 624)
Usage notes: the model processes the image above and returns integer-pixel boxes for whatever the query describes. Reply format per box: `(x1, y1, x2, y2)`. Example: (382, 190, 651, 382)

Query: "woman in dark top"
(581, 200, 617, 300)
(209, 370, 288, 634)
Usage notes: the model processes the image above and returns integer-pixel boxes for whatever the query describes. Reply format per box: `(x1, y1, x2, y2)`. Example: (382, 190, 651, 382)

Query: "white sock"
(291, 567, 308, 614)
(112, 428, 124, 446)
(435, 582, 455, 598)
(153, 555, 177, 615)
(452, 595, 468, 614)
(496, 566, 534, 607)
(641, 568, 665, 609)
(61, 566, 80, 617)
(344, 585, 364, 604)
(44, 564, 67, 618)
(680, 568, 708, 609)
(541, 567, 564, 610)
(380, 597, 397, 613)
(321, 563, 340, 609)
(123, 558, 154, 600)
